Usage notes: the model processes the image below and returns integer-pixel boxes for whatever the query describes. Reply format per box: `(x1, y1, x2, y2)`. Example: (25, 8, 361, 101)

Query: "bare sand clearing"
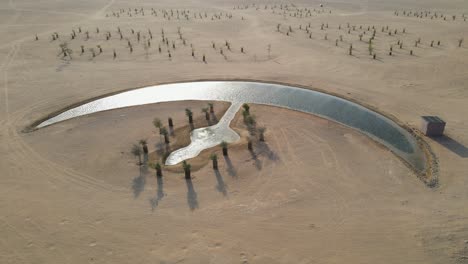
(1, 0, 468, 263)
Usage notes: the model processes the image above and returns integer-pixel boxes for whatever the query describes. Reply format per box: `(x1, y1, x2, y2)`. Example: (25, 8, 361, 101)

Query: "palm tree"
(153, 118, 163, 134)
(242, 103, 250, 114)
(208, 103, 214, 113)
(182, 160, 191, 179)
(168, 117, 174, 127)
(242, 109, 249, 122)
(90, 48, 96, 58)
(59, 42, 73, 59)
(185, 108, 193, 124)
(210, 153, 218, 170)
(161, 127, 170, 144)
(247, 137, 253, 151)
(154, 162, 162, 177)
(245, 114, 256, 127)
(202, 107, 210, 120)
(258, 127, 266, 141)
(221, 141, 229, 156)
(131, 144, 142, 165)
(139, 139, 148, 154)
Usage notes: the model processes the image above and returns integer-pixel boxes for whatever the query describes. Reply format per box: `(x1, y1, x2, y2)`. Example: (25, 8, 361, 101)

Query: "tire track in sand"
(0, 44, 122, 194)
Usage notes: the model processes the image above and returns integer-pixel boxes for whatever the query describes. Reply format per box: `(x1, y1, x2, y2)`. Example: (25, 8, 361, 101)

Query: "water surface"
(37, 81, 425, 172)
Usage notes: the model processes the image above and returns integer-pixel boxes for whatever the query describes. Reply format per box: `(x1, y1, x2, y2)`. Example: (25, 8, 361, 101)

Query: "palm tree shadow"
(132, 167, 146, 198)
(249, 149, 262, 170)
(185, 178, 199, 210)
(257, 142, 279, 161)
(155, 141, 165, 156)
(223, 156, 237, 177)
(149, 176, 165, 211)
(433, 135, 468, 158)
(214, 169, 228, 196)
(210, 112, 218, 122)
(141, 162, 149, 175)
(164, 144, 171, 154)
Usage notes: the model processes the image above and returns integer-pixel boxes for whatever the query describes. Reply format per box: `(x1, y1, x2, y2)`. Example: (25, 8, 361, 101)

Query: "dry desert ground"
(1, 0, 468, 263)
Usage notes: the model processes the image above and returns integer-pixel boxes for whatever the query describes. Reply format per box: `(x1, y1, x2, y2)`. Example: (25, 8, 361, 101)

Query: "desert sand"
(1, 0, 468, 263)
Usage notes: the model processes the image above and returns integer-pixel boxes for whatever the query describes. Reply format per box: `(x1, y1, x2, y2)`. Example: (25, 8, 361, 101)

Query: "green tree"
(139, 139, 148, 154)
(161, 127, 170, 144)
(153, 118, 162, 135)
(59, 42, 73, 59)
(151, 162, 162, 177)
(210, 153, 218, 170)
(182, 160, 191, 179)
(221, 141, 229, 156)
(185, 108, 193, 124)
(168, 117, 174, 127)
(242, 103, 250, 114)
(202, 107, 210, 121)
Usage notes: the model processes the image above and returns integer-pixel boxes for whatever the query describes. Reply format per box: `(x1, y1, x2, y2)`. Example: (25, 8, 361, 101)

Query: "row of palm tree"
(140, 128, 266, 180)
(185, 103, 216, 125)
(241, 103, 267, 140)
(275, 20, 462, 59)
(152, 118, 170, 143)
(131, 140, 150, 165)
(131, 102, 268, 180)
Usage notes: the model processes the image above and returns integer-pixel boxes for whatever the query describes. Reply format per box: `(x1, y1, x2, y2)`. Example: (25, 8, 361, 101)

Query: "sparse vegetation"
(202, 107, 210, 121)
(131, 144, 142, 165)
(258, 127, 266, 141)
(185, 108, 193, 124)
(182, 160, 191, 179)
(221, 141, 228, 156)
(139, 139, 148, 154)
(210, 153, 218, 170)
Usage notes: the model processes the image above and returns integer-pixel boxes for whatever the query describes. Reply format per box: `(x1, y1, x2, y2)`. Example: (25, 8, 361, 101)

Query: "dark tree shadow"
(141, 162, 149, 175)
(433, 135, 468, 158)
(223, 156, 237, 177)
(249, 149, 262, 170)
(155, 141, 165, 156)
(207, 119, 212, 126)
(214, 170, 227, 196)
(257, 142, 279, 161)
(185, 178, 199, 210)
(164, 144, 171, 154)
(149, 176, 165, 211)
(169, 126, 175, 136)
(132, 167, 146, 198)
(189, 123, 195, 130)
(210, 112, 218, 122)
(143, 153, 149, 163)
